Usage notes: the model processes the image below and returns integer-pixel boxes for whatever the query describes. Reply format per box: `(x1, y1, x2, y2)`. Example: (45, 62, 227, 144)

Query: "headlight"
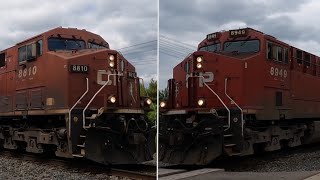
(196, 56, 203, 63)
(109, 54, 115, 61)
(198, 99, 205, 106)
(160, 101, 166, 108)
(109, 61, 115, 67)
(196, 63, 202, 69)
(146, 98, 152, 105)
(108, 95, 116, 103)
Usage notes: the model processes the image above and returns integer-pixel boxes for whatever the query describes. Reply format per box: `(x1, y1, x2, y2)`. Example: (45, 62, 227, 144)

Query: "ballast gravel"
(0, 152, 146, 180)
(210, 143, 320, 172)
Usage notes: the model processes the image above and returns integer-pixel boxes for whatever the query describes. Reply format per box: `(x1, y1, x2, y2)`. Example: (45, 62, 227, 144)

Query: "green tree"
(159, 87, 168, 101)
(146, 78, 157, 102)
(143, 78, 157, 125)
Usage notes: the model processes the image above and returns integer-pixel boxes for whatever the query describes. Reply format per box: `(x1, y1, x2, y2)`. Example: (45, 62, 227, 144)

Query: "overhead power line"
(116, 40, 157, 51)
(160, 35, 197, 51)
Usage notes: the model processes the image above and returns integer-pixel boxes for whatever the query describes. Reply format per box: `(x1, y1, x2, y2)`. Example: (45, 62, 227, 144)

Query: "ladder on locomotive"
(68, 78, 90, 158)
(67, 78, 101, 158)
(221, 78, 244, 156)
(70, 74, 121, 157)
(72, 107, 104, 158)
(188, 75, 244, 156)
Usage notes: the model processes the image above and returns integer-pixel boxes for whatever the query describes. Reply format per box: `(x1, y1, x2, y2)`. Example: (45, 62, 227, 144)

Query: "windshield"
(199, 43, 220, 52)
(48, 38, 85, 51)
(224, 40, 260, 53)
(88, 42, 107, 49)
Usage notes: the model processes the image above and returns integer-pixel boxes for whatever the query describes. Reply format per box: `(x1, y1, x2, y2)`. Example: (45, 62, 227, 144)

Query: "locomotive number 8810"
(0, 27, 155, 165)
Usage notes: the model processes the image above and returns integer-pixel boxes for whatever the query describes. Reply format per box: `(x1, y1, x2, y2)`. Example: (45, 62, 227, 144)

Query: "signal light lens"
(109, 54, 115, 61)
(196, 56, 203, 63)
(160, 101, 166, 108)
(196, 63, 202, 69)
(146, 98, 152, 105)
(198, 99, 205, 106)
(109, 96, 116, 103)
(109, 61, 115, 67)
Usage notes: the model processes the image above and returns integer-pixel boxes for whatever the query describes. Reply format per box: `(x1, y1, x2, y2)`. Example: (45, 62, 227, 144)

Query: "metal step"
(218, 116, 228, 119)
(230, 152, 242, 156)
(224, 134, 233, 137)
(224, 143, 236, 147)
(86, 114, 97, 120)
(77, 144, 85, 148)
(72, 154, 84, 158)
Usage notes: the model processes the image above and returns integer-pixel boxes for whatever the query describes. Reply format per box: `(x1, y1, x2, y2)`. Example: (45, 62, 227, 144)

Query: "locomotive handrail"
(82, 73, 122, 129)
(224, 78, 244, 136)
(186, 75, 231, 131)
(68, 78, 89, 138)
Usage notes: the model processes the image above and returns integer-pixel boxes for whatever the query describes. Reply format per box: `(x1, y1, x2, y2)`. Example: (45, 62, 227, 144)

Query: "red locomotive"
(0, 27, 155, 164)
(159, 27, 320, 165)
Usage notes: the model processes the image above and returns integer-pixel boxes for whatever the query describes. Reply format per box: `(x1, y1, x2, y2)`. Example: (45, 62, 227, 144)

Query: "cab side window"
(296, 50, 303, 64)
(184, 61, 189, 73)
(284, 48, 289, 63)
(304, 53, 310, 66)
(267, 42, 272, 59)
(37, 40, 43, 56)
(277, 47, 283, 62)
(18, 46, 27, 62)
(266, 41, 287, 64)
(0, 52, 5, 67)
(18, 40, 42, 62)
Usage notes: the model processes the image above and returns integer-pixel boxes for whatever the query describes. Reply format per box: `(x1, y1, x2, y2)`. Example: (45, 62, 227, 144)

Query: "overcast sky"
(159, 0, 320, 89)
(0, 0, 157, 85)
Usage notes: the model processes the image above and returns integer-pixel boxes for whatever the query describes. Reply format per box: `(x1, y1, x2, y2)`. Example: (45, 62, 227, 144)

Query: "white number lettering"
(279, 69, 283, 77)
(23, 69, 27, 77)
(18, 70, 22, 78)
(32, 66, 37, 75)
(270, 67, 274, 75)
(270, 67, 287, 79)
(18, 65, 37, 79)
(284, 70, 287, 78)
(275, 68, 279, 76)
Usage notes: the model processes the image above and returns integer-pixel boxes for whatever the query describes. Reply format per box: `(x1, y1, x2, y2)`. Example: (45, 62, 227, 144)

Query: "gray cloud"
(0, 0, 157, 85)
(160, 0, 319, 89)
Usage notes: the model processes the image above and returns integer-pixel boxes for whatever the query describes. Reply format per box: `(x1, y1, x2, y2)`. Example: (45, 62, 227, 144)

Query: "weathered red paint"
(0, 27, 143, 115)
(165, 27, 320, 121)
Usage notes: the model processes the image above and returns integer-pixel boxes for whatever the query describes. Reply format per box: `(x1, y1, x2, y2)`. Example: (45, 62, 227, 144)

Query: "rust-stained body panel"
(0, 27, 154, 165)
(160, 28, 320, 165)
(164, 28, 320, 120)
(0, 27, 141, 115)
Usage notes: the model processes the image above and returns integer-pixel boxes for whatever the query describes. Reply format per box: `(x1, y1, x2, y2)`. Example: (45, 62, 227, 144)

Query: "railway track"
(0, 150, 156, 180)
(159, 142, 320, 176)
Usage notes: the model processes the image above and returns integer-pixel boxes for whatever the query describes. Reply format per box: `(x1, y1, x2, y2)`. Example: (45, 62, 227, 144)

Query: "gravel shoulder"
(0, 151, 155, 180)
(208, 143, 320, 172)
(160, 143, 320, 180)
(183, 171, 320, 180)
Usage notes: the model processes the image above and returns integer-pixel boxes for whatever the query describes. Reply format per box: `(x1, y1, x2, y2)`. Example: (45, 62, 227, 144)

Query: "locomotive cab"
(159, 28, 309, 165)
(0, 27, 155, 165)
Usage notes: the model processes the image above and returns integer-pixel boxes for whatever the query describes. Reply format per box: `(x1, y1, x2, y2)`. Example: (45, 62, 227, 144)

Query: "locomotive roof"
(16, 27, 107, 46)
(0, 27, 108, 54)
